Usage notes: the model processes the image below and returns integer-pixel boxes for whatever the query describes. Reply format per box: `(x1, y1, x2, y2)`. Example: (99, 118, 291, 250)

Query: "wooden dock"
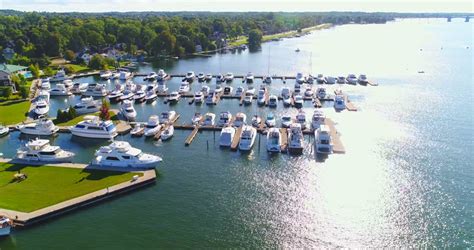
(280, 128, 288, 152)
(324, 118, 345, 154)
(314, 98, 322, 108)
(344, 95, 357, 112)
(184, 126, 200, 146)
(230, 127, 243, 151)
(154, 114, 180, 140)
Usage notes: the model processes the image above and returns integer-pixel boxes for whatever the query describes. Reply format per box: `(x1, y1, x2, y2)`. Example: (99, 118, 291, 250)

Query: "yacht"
(0, 216, 12, 236)
(337, 76, 346, 84)
(223, 86, 233, 95)
(219, 126, 235, 147)
(266, 128, 281, 153)
(71, 82, 88, 94)
(70, 116, 117, 139)
(192, 112, 203, 125)
(268, 95, 278, 108)
(281, 87, 291, 98)
(265, 113, 276, 127)
(346, 74, 358, 85)
(282, 95, 292, 106)
(51, 69, 67, 82)
(130, 123, 145, 137)
(295, 110, 307, 130)
(334, 94, 346, 110)
(92, 141, 162, 169)
(108, 83, 124, 102)
(205, 73, 213, 82)
(263, 75, 273, 84)
(251, 115, 262, 127)
(316, 87, 327, 99)
(62, 79, 73, 89)
(316, 74, 325, 84)
(156, 69, 169, 81)
(197, 72, 205, 82)
(159, 111, 177, 124)
(73, 97, 101, 115)
(225, 72, 234, 83)
(185, 71, 195, 82)
(358, 74, 368, 85)
(246, 86, 256, 95)
(144, 72, 158, 81)
(194, 91, 204, 104)
(145, 90, 158, 103)
(245, 72, 255, 84)
(257, 89, 266, 106)
(33, 99, 49, 117)
(217, 111, 232, 127)
(205, 90, 218, 105)
(178, 82, 190, 94)
(15, 138, 75, 163)
(201, 85, 210, 95)
(120, 100, 137, 121)
(133, 85, 146, 103)
(315, 125, 333, 154)
(243, 92, 253, 105)
(100, 70, 113, 80)
(50, 83, 71, 96)
(304, 86, 314, 98)
(0, 124, 9, 137)
(296, 72, 305, 84)
(294, 95, 304, 108)
(216, 74, 224, 83)
(287, 123, 304, 155)
(233, 112, 247, 127)
(167, 91, 180, 103)
(144, 115, 161, 137)
(145, 83, 158, 94)
(238, 125, 257, 151)
(311, 110, 325, 130)
(41, 78, 51, 90)
(83, 83, 107, 97)
(112, 71, 120, 79)
(157, 81, 168, 93)
(281, 115, 292, 128)
(325, 76, 336, 84)
(119, 71, 132, 80)
(161, 125, 174, 141)
(18, 119, 58, 136)
(203, 113, 216, 126)
(214, 84, 223, 94)
(235, 86, 244, 97)
(120, 89, 134, 101)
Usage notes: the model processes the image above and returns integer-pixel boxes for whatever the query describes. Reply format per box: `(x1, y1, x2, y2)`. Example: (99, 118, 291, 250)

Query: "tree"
(248, 29, 263, 51)
(88, 54, 107, 70)
(64, 50, 75, 61)
(67, 106, 77, 120)
(19, 85, 29, 99)
(99, 98, 110, 121)
(29, 63, 40, 79)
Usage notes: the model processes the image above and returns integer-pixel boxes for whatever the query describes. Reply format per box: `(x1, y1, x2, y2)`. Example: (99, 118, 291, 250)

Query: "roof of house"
(0, 63, 28, 74)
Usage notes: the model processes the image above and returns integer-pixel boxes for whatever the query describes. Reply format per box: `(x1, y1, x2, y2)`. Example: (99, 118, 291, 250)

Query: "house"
(76, 52, 92, 64)
(0, 63, 28, 92)
(2, 48, 15, 60)
(106, 48, 121, 61)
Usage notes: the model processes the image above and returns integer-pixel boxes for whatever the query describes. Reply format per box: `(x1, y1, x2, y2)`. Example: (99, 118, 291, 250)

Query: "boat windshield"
(106, 124, 115, 131)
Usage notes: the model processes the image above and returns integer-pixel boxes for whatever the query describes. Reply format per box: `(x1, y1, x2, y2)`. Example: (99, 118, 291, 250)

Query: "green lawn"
(54, 111, 118, 126)
(0, 163, 141, 212)
(65, 63, 91, 74)
(0, 100, 29, 125)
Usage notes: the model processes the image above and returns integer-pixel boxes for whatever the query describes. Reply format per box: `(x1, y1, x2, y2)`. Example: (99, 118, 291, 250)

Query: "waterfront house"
(0, 64, 28, 92)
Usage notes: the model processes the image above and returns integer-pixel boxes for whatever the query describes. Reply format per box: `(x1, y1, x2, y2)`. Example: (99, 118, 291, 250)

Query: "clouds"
(1, 0, 472, 13)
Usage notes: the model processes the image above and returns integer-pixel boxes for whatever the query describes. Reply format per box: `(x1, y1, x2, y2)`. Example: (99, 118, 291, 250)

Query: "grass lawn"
(53, 111, 118, 126)
(0, 100, 29, 125)
(64, 64, 91, 74)
(0, 163, 142, 212)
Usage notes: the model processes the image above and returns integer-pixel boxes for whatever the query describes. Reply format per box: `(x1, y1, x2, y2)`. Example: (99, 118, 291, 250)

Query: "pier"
(230, 127, 243, 151)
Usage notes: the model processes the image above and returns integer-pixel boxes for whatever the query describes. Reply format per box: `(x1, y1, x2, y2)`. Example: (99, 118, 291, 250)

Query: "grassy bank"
(0, 163, 141, 212)
(0, 100, 29, 125)
(54, 111, 118, 126)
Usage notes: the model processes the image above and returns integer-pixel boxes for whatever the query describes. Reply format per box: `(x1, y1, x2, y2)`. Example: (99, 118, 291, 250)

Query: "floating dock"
(230, 127, 243, 151)
(324, 118, 345, 154)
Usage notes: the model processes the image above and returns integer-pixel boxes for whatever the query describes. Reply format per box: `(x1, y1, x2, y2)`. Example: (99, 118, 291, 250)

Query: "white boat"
(18, 119, 58, 136)
(194, 91, 204, 103)
(251, 115, 261, 127)
(156, 69, 169, 81)
(295, 110, 307, 130)
(0, 124, 9, 137)
(266, 128, 281, 153)
(70, 116, 117, 139)
(197, 72, 205, 81)
(51, 69, 67, 82)
(120, 89, 134, 101)
(191, 112, 203, 124)
(325, 76, 336, 84)
(358, 74, 368, 85)
(281, 115, 292, 128)
(112, 72, 120, 79)
(144, 115, 162, 137)
(296, 72, 305, 84)
(233, 112, 247, 127)
(235, 86, 244, 97)
(161, 125, 174, 141)
(73, 97, 101, 115)
(205, 73, 213, 81)
(223, 86, 233, 95)
(346, 74, 358, 85)
(214, 84, 223, 94)
(157, 81, 168, 93)
(311, 110, 325, 130)
(62, 79, 73, 89)
(205, 90, 218, 105)
(246, 86, 256, 95)
(167, 91, 180, 103)
(71, 82, 88, 94)
(33, 99, 49, 116)
(145, 90, 158, 103)
(92, 141, 162, 169)
(216, 74, 224, 83)
(203, 113, 216, 126)
(316, 87, 327, 99)
(145, 83, 158, 94)
(133, 85, 146, 103)
(316, 74, 325, 84)
(282, 95, 292, 106)
(201, 85, 210, 95)
(178, 82, 190, 94)
(238, 125, 257, 151)
(49, 83, 71, 96)
(304, 86, 314, 98)
(40, 78, 51, 90)
(100, 70, 113, 79)
(119, 71, 132, 80)
(307, 75, 315, 84)
(225, 72, 234, 83)
(108, 83, 124, 101)
(294, 95, 304, 108)
(120, 100, 136, 121)
(257, 89, 266, 106)
(294, 83, 302, 95)
(334, 94, 346, 110)
(315, 125, 333, 154)
(243, 92, 253, 105)
(0, 216, 12, 236)
(263, 75, 272, 84)
(130, 123, 145, 137)
(217, 111, 232, 127)
(15, 138, 75, 163)
(268, 95, 278, 108)
(245, 72, 254, 84)
(37, 89, 50, 103)
(337, 76, 346, 84)
(144, 72, 158, 81)
(281, 87, 291, 98)
(219, 126, 235, 147)
(288, 123, 304, 155)
(185, 71, 195, 82)
(159, 111, 177, 124)
(83, 83, 107, 97)
(265, 113, 276, 127)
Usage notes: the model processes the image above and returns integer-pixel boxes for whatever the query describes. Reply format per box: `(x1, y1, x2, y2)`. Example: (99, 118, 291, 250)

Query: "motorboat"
(257, 89, 266, 106)
(205, 73, 213, 82)
(235, 86, 244, 97)
(73, 97, 101, 115)
(268, 95, 278, 108)
(316, 87, 327, 99)
(167, 91, 180, 103)
(246, 86, 256, 95)
(159, 111, 177, 124)
(314, 125, 333, 154)
(100, 70, 113, 80)
(281, 87, 291, 98)
(0, 124, 9, 137)
(178, 82, 190, 94)
(120, 100, 137, 121)
(214, 84, 223, 94)
(263, 75, 273, 84)
(216, 74, 224, 83)
(185, 71, 195, 82)
(197, 72, 205, 82)
(83, 83, 107, 97)
(225, 72, 234, 83)
(41, 78, 51, 90)
(238, 125, 257, 151)
(294, 82, 302, 95)
(307, 75, 315, 84)
(295, 110, 307, 130)
(15, 138, 75, 163)
(296, 72, 305, 84)
(191, 112, 203, 125)
(145, 90, 158, 103)
(316, 74, 325, 84)
(282, 95, 292, 106)
(51, 69, 67, 82)
(311, 110, 325, 130)
(265, 113, 276, 127)
(112, 71, 120, 79)
(325, 76, 336, 84)
(144, 115, 161, 137)
(161, 125, 174, 141)
(201, 85, 210, 95)
(120, 89, 134, 101)
(304, 86, 314, 98)
(346, 74, 358, 85)
(92, 141, 162, 169)
(233, 112, 247, 127)
(294, 95, 304, 108)
(50, 83, 72, 96)
(266, 128, 281, 153)
(62, 79, 73, 89)
(337, 76, 346, 84)
(133, 85, 146, 103)
(71, 82, 88, 94)
(243, 92, 253, 105)
(18, 119, 58, 136)
(119, 71, 132, 80)
(0, 216, 12, 236)
(217, 111, 232, 127)
(108, 83, 124, 102)
(281, 115, 292, 128)
(156, 69, 169, 81)
(194, 91, 204, 104)
(203, 113, 216, 126)
(358, 74, 369, 85)
(157, 81, 168, 93)
(245, 72, 254, 84)
(130, 123, 145, 137)
(144, 72, 158, 81)
(146, 83, 158, 95)
(205, 90, 217, 105)
(287, 123, 304, 155)
(71, 116, 117, 139)
(37, 90, 50, 103)
(334, 94, 346, 110)
(33, 99, 49, 117)
(219, 126, 235, 147)
(251, 115, 261, 127)
(223, 86, 233, 95)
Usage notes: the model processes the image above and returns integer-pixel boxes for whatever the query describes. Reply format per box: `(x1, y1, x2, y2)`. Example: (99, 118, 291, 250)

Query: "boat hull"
(0, 226, 11, 237)
(71, 130, 117, 139)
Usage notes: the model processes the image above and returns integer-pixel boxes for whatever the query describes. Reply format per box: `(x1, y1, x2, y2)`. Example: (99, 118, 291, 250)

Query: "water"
(1, 18, 473, 248)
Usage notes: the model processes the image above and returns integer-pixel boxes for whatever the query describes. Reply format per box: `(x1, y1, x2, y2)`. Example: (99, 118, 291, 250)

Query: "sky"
(0, 0, 472, 13)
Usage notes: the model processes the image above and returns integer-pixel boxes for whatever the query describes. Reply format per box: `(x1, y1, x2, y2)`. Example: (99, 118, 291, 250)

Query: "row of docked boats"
(295, 73, 369, 85)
